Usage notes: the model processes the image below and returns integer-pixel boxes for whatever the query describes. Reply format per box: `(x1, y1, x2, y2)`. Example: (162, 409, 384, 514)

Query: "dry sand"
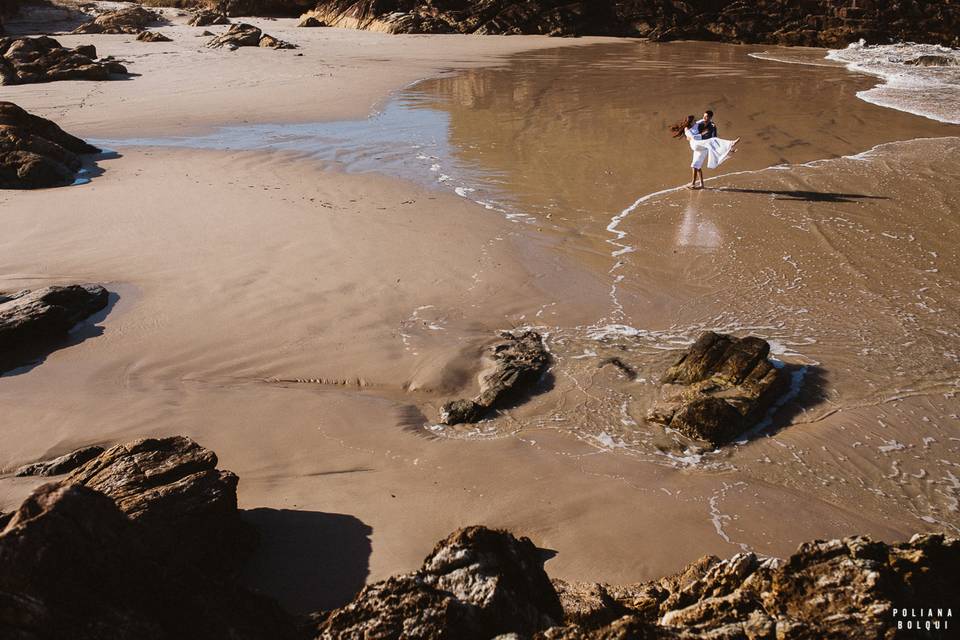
(2, 8, 959, 614)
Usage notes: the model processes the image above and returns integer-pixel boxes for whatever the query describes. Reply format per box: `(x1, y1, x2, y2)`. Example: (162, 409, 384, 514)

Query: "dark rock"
(0, 482, 297, 640)
(137, 30, 173, 42)
(15, 445, 105, 477)
(905, 54, 957, 67)
(440, 330, 550, 425)
(215, 0, 315, 18)
(72, 6, 162, 34)
(258, 33, 297, 48)
(317, 525, 563, 639)
(74, 43, 97, 58)
(189, 9, 231, 26)
(0, 36, 126, 85)
(646, 332, 787, 446)
(0, 283, 108, 370)
(207, 22, 266, 48)
(63, 436, 257, 579)
(297, 15, 326, 27)
(302, 0, 960, 47)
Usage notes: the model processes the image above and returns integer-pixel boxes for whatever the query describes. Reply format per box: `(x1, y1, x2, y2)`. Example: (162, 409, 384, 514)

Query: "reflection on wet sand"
(675, 196, 722, 251)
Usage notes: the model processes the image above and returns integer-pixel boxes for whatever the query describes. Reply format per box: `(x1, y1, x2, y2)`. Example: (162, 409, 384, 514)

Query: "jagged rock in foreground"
(647, 332, 787, 446)
(0, 483, 297, 640)
(1, 102, 103, 189)
(63, 436, 258, 578)
(189, 9, 231, 26)
(538, 534, 960, 639)
(72, 5, 162, 34)
(440, 330, 550, 424)
(0, 283, 107, 371)
(302, 0, 959, 46)
(0, 36, 127, 85)
(137, 30, 173, 42)
(15, 445, 105, 477)
(316, 526, 564, 638)
(207, 22, 295, 49)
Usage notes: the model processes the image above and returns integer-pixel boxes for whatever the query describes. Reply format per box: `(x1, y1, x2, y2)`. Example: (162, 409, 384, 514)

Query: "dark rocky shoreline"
(2, 435, 956, 639)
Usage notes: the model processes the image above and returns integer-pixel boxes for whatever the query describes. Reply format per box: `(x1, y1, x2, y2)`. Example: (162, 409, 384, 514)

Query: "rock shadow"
(739, 363, 829, 442)
(240, 508, 372, 615)
(75, 150, 122, 185)
(714, 187, 888, 204)
(0, 290, 119, 378)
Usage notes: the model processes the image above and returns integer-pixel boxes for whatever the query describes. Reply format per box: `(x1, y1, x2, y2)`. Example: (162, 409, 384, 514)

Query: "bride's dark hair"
(670, 115, 695, 138)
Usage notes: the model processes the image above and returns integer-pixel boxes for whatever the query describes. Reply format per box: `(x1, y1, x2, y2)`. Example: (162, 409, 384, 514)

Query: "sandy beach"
(2, 7, 959, 617)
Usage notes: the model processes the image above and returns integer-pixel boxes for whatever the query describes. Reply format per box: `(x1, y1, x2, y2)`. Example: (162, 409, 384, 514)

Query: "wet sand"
(2, 10, 959, 614)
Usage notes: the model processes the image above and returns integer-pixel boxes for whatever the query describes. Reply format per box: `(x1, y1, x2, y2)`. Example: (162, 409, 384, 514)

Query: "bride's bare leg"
(698, 169, 705, 188)
(689, 167, 698, 188)
(730, 137, 742, 154)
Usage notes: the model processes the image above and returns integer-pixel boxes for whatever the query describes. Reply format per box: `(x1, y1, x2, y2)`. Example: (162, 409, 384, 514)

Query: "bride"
(670, 115, 740, 189)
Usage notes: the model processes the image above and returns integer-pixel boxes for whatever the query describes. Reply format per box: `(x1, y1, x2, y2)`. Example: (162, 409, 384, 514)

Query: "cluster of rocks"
(71, 5, 162, 34)
(647, 331, 788, 447)
(189, 8, 231, 26)
(439, 330, 550, 425)
(0, 281, 108, 371)
(1, 435, 957, 638)
(298, 0, 959, 46)
(0, 36, 126, 85)
(214, 0, 316, 18)
(206, 22, 296, 49)
(0, 102, 102, 190)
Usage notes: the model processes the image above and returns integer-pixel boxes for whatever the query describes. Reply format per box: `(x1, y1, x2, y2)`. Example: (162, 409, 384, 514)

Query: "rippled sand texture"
(1, 29, 958, 610)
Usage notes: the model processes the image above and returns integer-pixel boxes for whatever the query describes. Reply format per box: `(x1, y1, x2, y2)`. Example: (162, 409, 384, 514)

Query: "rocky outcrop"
(15, 445, 105, 477)
(0, 36, 127, 85)
(137, 30, 172, 42)
(646, 332, 787, 446)
(0, 482, 297, 640)
(538, 533, 960, 639)
(72, 5, 162, 34)
(0, 102, 102, 189)
(302, 0, 960, 47)
(215, 0, 315, 17)
(440, 330, 550, 425)
(316, 525, 564, 638)
(63, 436, 257, 578)
(189, 9, 230, 26)
(0, 283, 107, 371)
(207, 22, 296, 49)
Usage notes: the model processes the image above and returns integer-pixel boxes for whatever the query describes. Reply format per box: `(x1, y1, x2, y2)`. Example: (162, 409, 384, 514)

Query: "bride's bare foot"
(731, 137, 742, 154)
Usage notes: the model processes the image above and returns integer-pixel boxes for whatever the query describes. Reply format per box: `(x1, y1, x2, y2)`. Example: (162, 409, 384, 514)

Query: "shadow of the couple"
(713, 186, 888, 203)
(240, 508, 373, 615)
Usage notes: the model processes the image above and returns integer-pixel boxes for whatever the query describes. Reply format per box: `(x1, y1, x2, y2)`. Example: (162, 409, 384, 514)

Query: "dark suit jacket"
(697, 119, 718, 139)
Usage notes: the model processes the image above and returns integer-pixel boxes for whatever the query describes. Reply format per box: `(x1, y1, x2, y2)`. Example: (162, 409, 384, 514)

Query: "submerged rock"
(439, 330, 550, 425)
(0, 283, 107, 370)
(317, 525, 563, 639)
(646, 332, 787, 446)
(0, 482, 297, 640)
(137, 30, 172, 42)
(72, 6, 161, 34)
(64, 436, 257, 578)
(15, 445, 105, 477)
(0, 36, 126, 85)
(188, 9, 230, 26)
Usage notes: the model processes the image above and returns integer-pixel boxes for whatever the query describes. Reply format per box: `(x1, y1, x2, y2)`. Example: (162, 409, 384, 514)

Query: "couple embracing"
(670, 110, 741, 189)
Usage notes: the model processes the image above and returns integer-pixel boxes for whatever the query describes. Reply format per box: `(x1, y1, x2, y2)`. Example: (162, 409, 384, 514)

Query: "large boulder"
(206, 23, 294, 49)
(0, 283, 108, 371)
(646, 332, 788, 446)
(316, 525, 564, 638)
(63, 436, 257, 578)
(72, 5, 161, 34)
(440, 330, 550, 425)
(0, 36, 126, 85)
(0, 482, 297, 640)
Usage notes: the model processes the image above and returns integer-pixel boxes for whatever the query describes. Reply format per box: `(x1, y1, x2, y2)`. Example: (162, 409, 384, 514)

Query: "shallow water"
(97, 40, 960, 533)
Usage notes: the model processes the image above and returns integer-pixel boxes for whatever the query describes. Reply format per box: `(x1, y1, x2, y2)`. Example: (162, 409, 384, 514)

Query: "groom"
(697, 109, 717, 140)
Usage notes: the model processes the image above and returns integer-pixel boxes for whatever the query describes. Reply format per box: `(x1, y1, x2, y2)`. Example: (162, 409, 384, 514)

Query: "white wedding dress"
(685, 127, 736, 169)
